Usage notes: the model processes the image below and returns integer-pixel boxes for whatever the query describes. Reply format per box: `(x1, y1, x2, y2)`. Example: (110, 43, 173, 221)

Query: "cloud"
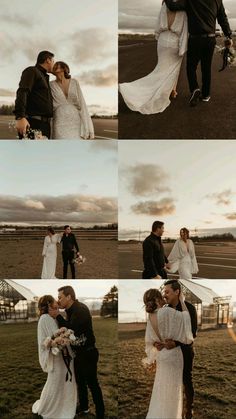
(25, 200, 45, 210)
(0, 88, 15, 97)
(206, 189, 234, 205)
(225, 213, 236, 220)
(119, 0, 236, 32)
(69, 28, 117, 65)
(0, 194, 117, 223)
(131, 198, 175, 216)
(78, 64, 117, 87)
(0, 14, 35, 27)
(123, 163, 170, 197)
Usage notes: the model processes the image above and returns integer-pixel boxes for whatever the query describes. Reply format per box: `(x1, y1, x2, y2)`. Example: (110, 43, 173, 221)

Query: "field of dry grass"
(0, 318, 117, 419)
(0, 239, 118, 279)
(118, 323, 236, 419)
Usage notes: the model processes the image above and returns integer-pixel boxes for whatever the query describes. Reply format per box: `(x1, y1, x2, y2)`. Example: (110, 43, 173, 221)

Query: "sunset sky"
(119, 279, 236, 323)
(0, 141, 117, 225)
(119, 0, 236, 33)
(119, 140, 236, 240)
(0, 0, 117, 115)
(15, 279, 118, 301)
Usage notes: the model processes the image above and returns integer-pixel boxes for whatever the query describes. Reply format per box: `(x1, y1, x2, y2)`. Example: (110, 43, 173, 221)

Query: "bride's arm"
(42, 236, 48, 257)
(143, 317, 158, 365)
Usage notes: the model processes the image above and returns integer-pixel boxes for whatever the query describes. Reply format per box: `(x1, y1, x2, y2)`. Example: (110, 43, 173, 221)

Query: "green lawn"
(0, 318, 117, 419)
(118, 326, 236, 419)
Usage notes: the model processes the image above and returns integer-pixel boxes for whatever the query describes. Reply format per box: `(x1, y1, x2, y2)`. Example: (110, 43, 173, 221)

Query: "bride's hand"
(179, 290, 185, 303)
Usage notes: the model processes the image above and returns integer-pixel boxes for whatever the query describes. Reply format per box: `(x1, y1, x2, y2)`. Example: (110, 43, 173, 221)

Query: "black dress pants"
(182, 345, 195, 416)
(187, 37, 216, 97)
(18, 117, 51, 139)
(62, 250, 75, 279)
(74, 348, 105, 419)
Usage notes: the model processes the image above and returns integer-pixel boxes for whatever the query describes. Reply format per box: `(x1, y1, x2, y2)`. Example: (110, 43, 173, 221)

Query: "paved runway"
(0, 116, 118, 140)
(119, 38, 236, 139)
(119, 242, 236, 279)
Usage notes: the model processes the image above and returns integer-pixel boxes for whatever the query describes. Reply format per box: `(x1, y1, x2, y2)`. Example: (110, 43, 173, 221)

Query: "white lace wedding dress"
(50, 78, 94, 139)
(32, 314, 77, 419)
(41, 234, 61, 279)
(119, 4, 188, 114)
(168, 239, 199, 279)
(144, 307, 193, 419)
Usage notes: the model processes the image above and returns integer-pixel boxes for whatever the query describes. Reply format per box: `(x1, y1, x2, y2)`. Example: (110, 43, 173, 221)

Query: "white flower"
(52, 347, 60, 356)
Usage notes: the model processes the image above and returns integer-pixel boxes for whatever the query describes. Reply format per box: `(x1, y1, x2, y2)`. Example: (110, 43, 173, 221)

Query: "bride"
(41, 227, 62, 279)
(168, 228, 199, 279)
(143, 288, 193, 419)
(119, 0, 188, 114)
(50, 61, 94, 139)
(32, 295, 77, 419)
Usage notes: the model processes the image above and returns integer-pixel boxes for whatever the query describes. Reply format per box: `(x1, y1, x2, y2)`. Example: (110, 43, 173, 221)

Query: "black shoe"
(189, 89, 201, 107)
(76, 406, 90, 415)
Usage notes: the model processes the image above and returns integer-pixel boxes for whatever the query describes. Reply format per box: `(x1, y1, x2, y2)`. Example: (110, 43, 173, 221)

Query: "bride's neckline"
(55, 78, 72, 99)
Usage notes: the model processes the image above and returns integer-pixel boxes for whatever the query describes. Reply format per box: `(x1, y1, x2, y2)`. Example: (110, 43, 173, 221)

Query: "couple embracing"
(33, 285, 105, 419)
(120, 0, 232, 112)
(143, 279, 197, 419)
(14, 51, 94, 139)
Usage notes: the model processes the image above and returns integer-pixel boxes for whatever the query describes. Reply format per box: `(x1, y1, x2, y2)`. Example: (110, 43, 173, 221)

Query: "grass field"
(0, 318, 117, 419)
(0, 239, 118, 279)
(118, 324, 236, 419)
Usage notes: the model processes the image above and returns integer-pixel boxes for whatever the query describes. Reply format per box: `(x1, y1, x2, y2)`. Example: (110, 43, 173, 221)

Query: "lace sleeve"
(75, 79, 94, 139)
(172, 310, 193, 344)
(143, 317, 158, 366)
(37, 315, 55, 373)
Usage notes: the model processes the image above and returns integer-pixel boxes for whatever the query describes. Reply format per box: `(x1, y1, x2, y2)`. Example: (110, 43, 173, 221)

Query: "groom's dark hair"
(58, 286, 76, 301)
(37, 50, 54, 64)
(64, 225, 70, 230)
(164, 279, 181, 294)
(152, 221, 164, 232)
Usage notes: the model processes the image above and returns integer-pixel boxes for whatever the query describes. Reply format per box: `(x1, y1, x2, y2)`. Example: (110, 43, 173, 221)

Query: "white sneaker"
(202, 96, 211, 102)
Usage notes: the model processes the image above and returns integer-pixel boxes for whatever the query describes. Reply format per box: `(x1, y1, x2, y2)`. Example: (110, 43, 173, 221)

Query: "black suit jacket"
(61, 232, 79, 253)
(170, 300, 197, 350)
(57, 300, 96, 352)
(165, 0, 231, 37)
(142, 233, 168, 278)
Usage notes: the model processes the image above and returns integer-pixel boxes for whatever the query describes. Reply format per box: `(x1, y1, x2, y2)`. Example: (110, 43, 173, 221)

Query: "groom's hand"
(154, 341, 165, 351)
(48, 306, 59, 319)
(164, 339, 176, 350)
(16, 118, 30, 136)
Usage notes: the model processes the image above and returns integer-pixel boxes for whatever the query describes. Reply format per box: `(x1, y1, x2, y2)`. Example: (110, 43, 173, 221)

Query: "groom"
(165, 0, 232, 105)
(14, 50, 54, 138)
(156, 280, 197, 419)
(142, 221, 170, 279)
(49, 285, 105, 419)
(61, 225, 80, 279)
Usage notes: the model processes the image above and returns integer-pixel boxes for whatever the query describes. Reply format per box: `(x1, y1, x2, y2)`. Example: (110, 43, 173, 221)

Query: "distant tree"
(100, 285, 118, 318)
(0, 104, 14, 115)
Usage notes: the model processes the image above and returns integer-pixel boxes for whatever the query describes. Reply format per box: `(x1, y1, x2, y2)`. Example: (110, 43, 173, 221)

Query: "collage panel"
(0, 279, 118, 419)
(0, 141, 118, 280)
(0, 0, 118, 141)
(118, 279, 236, 419)
(118, 0, 236, 140)
(119, 140, 236, 279)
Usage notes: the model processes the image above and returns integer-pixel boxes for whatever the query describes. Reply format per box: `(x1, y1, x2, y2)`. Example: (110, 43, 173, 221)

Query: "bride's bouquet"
(44, 327, 86, 355)
(215, 40, 236, 71)
(73, 254, 86, 265)
(21, 128, 48, 140)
